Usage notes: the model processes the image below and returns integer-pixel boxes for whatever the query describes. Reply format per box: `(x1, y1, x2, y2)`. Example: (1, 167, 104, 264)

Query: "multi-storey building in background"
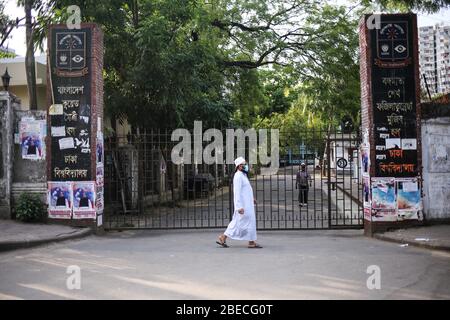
(419, 26, 438, 94)
(419, 24, 450, 96)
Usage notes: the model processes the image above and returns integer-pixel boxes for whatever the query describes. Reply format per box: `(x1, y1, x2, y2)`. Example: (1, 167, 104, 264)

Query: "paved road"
(0, 229, 449, 299)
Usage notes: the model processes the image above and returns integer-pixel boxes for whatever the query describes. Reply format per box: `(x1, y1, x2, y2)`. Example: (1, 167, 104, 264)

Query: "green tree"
(0, 1, 24, 49)
(21, 0, 365, 131)
(250, 3, 362, 132)
(368, 0, 450, 12)
(1, 0, 54, 109)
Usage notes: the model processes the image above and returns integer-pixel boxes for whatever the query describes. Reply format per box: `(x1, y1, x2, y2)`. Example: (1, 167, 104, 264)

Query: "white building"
(419, 24, 450, 96)
(0, 55, 48, 110)
(435, 25, 450, 94)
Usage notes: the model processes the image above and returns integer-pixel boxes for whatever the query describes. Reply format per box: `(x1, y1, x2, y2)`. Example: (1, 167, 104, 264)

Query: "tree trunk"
(25, 0, 37, 110)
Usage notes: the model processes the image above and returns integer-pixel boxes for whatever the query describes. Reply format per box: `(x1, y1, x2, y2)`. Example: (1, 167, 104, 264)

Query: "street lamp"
(2, 68, 11, 91)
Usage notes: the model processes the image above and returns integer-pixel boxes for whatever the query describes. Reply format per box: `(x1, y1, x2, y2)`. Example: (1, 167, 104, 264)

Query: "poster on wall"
(20, 120, 46, 160)
(97, 211, 103, 227)
(96, 185, 104, 212)
(397, 178, 421, 211)
(96, 131, 104, 164)
(48, 181, 73, 219)
(371, 178, 396, 210)
(361, 147, 370, 176)
(363, 176, 371, 208)
(398, 210, 419, 220)
(72, 182, 96, 219)
(96, 165, 104, 186)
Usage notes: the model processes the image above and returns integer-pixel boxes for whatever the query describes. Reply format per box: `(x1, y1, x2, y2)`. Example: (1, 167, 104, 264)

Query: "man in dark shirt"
(296, 163, 312, 207)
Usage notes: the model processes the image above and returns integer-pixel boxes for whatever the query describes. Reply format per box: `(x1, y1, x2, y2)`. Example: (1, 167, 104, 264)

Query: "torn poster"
(51, 126, 66, 137)
(385, 138, 401, 150)
(59, 137, 75, 150)
(371, 178, 396, 210)
(397, 178, 421, 211)
(371, 209, 397, 222)
(49, 104, 63, 115)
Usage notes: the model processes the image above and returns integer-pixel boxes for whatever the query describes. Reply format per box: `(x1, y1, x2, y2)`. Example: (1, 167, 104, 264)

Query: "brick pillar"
(46, 23, 104, 230)
(359, 14, 423, 235)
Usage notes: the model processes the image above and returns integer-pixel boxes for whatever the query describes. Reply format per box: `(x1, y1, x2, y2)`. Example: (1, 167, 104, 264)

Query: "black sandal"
(248, 244, 263, 249)
(216, 240, 229, 248)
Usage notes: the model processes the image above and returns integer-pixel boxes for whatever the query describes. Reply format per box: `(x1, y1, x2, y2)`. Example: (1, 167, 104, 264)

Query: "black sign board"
(370, 16, 419, 177)
(49, 28, 92, 181)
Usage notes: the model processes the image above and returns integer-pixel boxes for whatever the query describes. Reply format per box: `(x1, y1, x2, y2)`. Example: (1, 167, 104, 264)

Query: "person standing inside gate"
(216, 157, 262, 249)
(296, 163, 312, 207)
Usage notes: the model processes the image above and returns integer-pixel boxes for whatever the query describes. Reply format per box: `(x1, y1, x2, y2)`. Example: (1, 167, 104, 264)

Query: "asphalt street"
(0, 229, 449, 300)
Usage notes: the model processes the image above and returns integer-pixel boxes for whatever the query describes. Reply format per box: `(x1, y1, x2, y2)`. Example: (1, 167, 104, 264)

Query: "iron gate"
(103, 128, 363, 230)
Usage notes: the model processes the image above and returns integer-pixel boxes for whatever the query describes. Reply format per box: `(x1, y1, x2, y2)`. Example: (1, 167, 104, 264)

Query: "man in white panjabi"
(216, 157, 262, 248)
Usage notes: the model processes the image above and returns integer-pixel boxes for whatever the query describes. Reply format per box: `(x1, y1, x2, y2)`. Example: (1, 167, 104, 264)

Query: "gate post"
(326, 132, 332, 228)
(46, 23, 104, 233)
(0, 92, 16, 219)
(359, 14, 423, 236)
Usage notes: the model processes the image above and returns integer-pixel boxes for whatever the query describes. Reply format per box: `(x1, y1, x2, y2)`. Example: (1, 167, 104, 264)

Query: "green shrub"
(15, 193, 46, 222)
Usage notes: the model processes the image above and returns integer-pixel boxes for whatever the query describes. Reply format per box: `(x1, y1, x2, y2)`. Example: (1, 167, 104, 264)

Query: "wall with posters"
(359, 14, 423, 229)
(11, 110, 48, 207)
(13, 111, 47, 182)
(46, 24, 104, 226)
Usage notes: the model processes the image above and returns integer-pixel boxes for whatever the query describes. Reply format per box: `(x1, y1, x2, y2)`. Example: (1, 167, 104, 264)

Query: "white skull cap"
(234, 157, 246, 167)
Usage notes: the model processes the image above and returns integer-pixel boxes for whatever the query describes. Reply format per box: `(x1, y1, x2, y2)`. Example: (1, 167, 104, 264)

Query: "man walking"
(296, 163, 312, 207)
(216, 157, 262, 249)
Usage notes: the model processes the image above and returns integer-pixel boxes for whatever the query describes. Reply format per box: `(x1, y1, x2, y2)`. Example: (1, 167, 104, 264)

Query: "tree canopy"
(1, 0, 417, 132)
(369, 0, 450, 12)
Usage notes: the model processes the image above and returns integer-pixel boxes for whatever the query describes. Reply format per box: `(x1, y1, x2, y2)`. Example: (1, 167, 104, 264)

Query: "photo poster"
(96, 131, 104, 165)
(397, 178, 421, 220)
(361, 146, 370, 176)
(363, 176, 371, 209)
(371, 178, 396, 210)
(48, 181, 73, 219)
(19, 119, 46, 160)
(96, 165, 104, 186)
(72, 181, 96, 219)
(96, 131, 105, 214)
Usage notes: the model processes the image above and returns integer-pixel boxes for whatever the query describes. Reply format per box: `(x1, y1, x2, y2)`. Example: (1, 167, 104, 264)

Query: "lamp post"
(2, 68, 11, 91)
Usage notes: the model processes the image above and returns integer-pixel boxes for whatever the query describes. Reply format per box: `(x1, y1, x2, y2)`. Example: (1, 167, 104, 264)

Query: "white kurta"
(224, 171, 257, 241)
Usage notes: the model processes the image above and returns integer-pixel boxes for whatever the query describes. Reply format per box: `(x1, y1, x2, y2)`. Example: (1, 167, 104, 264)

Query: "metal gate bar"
(104, 128, 363, 230)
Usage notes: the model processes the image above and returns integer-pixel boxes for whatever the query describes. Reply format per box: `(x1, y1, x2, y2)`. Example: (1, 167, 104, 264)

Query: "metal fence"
(103, 128, 363, 230)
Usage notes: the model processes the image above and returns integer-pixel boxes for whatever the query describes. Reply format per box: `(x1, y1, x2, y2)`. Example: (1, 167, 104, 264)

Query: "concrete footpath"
(374, 225, 450, 251)
(0, 220, 92, 252)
